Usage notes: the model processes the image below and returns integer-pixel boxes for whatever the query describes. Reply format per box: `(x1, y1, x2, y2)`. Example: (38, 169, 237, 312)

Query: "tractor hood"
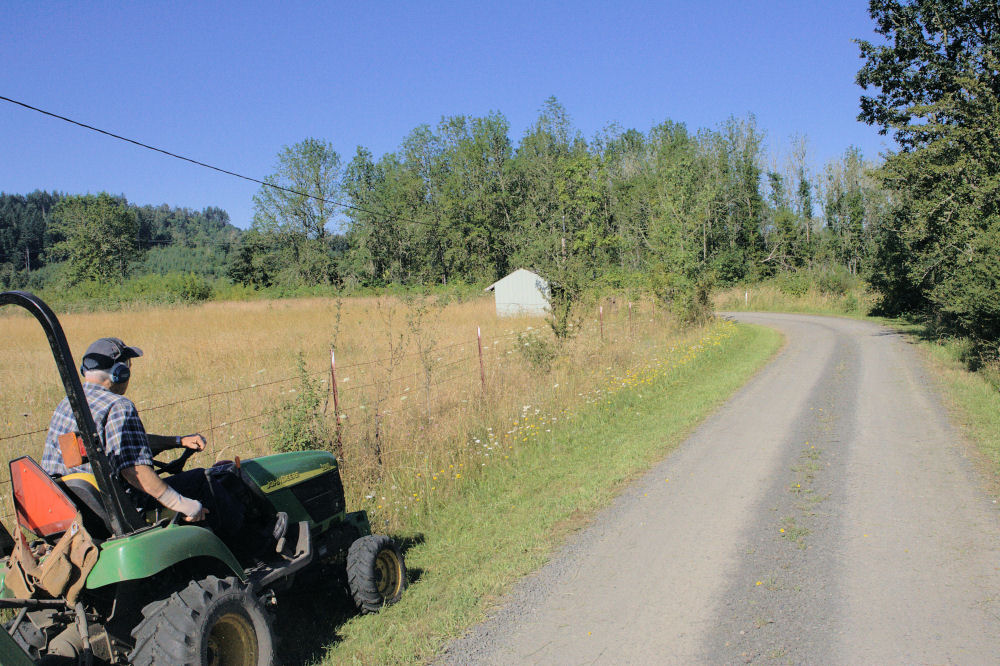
(240, 451, 339, 493)
(240, 451, 346, 529)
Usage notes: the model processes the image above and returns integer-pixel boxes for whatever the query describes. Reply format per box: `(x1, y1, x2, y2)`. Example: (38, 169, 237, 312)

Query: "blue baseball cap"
(81, 337, 143, 370)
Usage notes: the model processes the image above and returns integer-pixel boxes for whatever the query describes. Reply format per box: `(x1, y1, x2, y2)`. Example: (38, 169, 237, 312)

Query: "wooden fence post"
(599, 305, 604, 341)
(628, 301, 633, 339)
(374, 406, 383, 471)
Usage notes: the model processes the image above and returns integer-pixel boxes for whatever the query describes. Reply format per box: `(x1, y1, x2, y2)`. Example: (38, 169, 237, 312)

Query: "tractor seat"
(57, 473, 112, 540)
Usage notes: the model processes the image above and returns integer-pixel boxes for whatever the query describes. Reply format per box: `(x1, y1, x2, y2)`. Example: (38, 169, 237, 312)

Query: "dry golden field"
(1, 293, 695, 530)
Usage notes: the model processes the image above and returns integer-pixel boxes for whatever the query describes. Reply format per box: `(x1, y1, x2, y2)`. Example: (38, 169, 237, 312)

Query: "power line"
(0, 94, 438, 231)
(17, 236, 236, 256)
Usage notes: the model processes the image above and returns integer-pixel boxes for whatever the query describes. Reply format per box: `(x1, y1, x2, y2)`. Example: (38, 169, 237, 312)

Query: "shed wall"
(494, 270, 549, 317)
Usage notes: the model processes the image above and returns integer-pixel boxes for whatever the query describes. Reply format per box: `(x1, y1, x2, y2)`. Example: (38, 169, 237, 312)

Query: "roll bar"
(0, 291, 145, 535)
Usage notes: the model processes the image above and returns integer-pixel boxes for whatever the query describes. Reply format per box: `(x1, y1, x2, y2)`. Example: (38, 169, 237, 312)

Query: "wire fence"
(0, 299, 655, 526)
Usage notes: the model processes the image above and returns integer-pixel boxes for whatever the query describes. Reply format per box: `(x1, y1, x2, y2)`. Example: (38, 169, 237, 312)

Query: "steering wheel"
(152, 447, 197, 476)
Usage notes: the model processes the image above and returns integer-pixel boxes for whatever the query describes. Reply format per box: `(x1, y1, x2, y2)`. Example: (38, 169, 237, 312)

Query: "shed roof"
(484, 268, 546, 292)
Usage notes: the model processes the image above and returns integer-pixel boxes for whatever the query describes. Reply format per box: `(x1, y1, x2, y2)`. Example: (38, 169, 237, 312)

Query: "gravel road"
(438, 313, 1000, 664)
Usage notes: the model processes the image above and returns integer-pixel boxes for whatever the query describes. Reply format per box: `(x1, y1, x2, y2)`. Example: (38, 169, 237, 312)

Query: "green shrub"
(776, 272, 810, 297)
(267, 354, 333, 453)
(672, 276, 714, 327)
(516, 330, 558, 373)
(0, 263, 24, 290)
(649, 269, 683, 305)
(162, 272, 213, 302)
(814, 265, 857, 296)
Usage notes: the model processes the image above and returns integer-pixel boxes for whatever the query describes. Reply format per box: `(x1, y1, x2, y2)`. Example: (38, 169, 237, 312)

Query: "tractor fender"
(0, 623, 33, 666)
(344, 510, 372, 537)
(86, 524, 245, 589)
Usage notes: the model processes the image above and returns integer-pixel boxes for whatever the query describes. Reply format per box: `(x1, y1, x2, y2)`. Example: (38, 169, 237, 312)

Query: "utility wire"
(0, 94, 438, 231)
(17, 237, 238, 260)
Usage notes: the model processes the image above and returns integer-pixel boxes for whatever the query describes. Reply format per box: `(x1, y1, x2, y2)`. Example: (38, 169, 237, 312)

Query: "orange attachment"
(57, 432, 87, 469)
(10, 456, 78, 537)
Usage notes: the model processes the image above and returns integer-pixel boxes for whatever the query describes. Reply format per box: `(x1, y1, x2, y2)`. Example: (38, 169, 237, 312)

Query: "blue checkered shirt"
(41, 382, 154, 477)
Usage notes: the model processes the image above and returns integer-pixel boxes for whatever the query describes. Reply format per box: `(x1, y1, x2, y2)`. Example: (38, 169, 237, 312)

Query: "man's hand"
(157, 485, 206, 522)
(179, 433, 207, 451)
(184, 506, 210, 523)
(123, 465, 208, 522)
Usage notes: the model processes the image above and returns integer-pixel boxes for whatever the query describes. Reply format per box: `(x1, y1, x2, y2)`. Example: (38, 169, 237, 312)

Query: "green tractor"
(0, 291, 407, 664)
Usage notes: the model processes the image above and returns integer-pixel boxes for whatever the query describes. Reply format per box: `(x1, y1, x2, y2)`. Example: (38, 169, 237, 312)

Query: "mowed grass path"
(307, 322, 782, 664)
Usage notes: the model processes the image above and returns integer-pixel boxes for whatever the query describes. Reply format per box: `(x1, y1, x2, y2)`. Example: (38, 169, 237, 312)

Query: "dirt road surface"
(439, 313, 1000, 664)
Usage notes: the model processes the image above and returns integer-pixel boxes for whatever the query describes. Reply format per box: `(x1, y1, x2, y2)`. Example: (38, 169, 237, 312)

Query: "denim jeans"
(130, 467, 246, 541)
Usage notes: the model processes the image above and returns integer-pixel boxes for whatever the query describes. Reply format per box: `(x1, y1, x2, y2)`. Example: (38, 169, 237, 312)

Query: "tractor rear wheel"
(346, 534, 407, 613)
(129, 575, 274, 666)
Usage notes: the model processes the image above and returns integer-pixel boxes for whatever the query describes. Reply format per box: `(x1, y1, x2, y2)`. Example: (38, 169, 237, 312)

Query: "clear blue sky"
(1, 1, 889, 229)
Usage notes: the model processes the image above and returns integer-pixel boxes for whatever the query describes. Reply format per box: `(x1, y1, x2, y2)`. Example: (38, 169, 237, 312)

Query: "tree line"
(0, 108, 889, 329)
(231, 100, 884, 329)
(0, 192, 240, 290)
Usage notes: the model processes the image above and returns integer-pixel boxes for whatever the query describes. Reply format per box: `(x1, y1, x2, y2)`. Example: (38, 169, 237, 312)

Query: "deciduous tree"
(50, 193, 142, 284)
(253, 138, 342, 239)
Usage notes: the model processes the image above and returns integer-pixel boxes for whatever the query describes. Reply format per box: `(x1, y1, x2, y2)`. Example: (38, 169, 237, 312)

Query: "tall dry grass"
(0, 294, 689, 531)
(713, 282, 877, 316)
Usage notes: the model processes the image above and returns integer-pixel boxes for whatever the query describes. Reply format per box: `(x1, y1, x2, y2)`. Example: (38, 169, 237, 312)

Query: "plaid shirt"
(41, 382, 154, 477)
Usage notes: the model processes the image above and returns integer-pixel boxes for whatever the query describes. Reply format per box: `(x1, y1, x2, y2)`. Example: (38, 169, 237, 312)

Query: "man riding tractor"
(41, 336, 287, 560)
(0, 291, 406, 664)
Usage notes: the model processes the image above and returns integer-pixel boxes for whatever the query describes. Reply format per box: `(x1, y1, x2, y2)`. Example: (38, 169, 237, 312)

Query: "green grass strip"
(905, 337, 1000, 475)
(318, 322, 782, 664)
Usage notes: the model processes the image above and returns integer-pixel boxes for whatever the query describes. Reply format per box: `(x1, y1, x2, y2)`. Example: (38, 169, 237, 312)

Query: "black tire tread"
(346, 534, 407, 613)
(128, 574, 274, 666)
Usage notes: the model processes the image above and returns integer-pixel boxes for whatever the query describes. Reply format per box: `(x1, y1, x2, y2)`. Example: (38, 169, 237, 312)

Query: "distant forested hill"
(0, 191, 242, 288)
(134, 203, 241, 278)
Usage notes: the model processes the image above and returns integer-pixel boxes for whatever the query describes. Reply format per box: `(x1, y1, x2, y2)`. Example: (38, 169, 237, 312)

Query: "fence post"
(599, 305, 604, 341)
(330, 347, 343, 459)
(628, 301, 633, 339)
(206, 394, 213, 457)
(374, 406, 382, 471)
(477, 326, 486, 394)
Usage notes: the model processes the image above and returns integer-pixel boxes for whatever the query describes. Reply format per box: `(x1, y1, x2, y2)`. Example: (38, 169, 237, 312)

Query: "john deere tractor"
(0, 290, 407, 665)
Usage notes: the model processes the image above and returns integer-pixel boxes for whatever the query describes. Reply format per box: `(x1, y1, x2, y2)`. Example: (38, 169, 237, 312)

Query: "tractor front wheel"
(347, 534, 407, 613)
(129, 575, 275, 666)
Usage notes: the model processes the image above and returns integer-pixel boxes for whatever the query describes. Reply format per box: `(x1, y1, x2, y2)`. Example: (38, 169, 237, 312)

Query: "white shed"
(485, 269, 550, 317)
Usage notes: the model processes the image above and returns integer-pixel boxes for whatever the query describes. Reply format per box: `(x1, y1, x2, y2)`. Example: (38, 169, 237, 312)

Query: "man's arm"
(147, 433, 207, 454)
(105, 400, 205, 521)
(119, 464, 207, 522)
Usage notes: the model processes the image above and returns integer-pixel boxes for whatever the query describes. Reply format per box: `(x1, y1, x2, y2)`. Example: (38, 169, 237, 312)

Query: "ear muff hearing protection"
(80, 356, 131, 384)
(109, 362, 130, 384)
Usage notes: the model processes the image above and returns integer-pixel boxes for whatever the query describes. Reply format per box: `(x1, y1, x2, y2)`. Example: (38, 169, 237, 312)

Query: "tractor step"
(248, 520, 312, 592)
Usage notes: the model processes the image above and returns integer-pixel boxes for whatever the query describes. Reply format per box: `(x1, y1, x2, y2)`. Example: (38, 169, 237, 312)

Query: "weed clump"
(268, 353, 333, 453)
(516, 330, 558, 373)
(776, 271, 810, 297)
(672, 278, 715, 326)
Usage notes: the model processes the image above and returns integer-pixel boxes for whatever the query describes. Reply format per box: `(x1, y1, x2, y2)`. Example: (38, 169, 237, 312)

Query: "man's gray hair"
(83, 368, 114, 384)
